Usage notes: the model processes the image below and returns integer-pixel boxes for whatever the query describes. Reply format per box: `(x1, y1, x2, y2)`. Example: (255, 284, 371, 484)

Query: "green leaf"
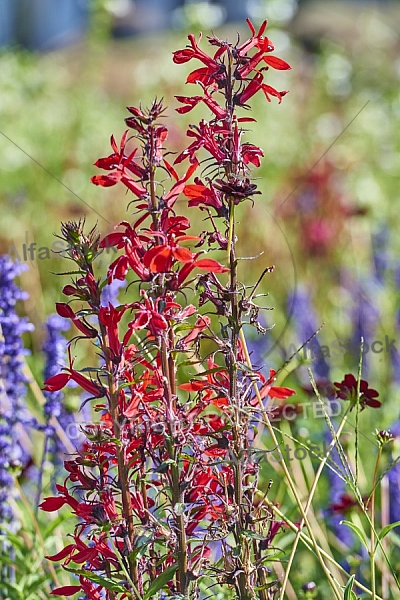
(65, 568, 127, 593)
(196, 366, 225, 377)
(344, 574, 357, 600)
(174, 324, 193, 333)
(174, 503, 186, 516)
(0, 580, 25, 599)
(143, 563, 179, 599)
(236, 361, 256, 374)
(377, 521, 400, 543)
(254, 583, 273, 592)
(152, 459, 176, 474)
(242, 530, 265, 540)
(130, 533, 154, 560)
(340, 520, 369, 549)
(177, 359, 202, 368)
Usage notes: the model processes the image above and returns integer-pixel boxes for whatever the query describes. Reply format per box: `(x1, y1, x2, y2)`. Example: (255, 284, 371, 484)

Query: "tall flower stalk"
(0, 255, 34, 531)
(40, 20, 295, 599)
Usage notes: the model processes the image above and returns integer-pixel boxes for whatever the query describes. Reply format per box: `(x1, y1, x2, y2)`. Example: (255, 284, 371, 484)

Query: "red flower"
(235, 72, 287, 106)
(183, 179, 224, 215)
(178, 315, 211, 350)
(241, 143, 264, 167)
(173, 33, 220, 69)
(334, 373, 381, 411)
(176, 87, 227, 120)
(175, 120, 227, 165)
(329, 493, 359, 514)
(100, 221, 150, 283)
(143, 234, 199, 273)
(126, 293, 168, 338)
(257, 369, 296, 402)
(56, 303, 97, 339)
(43, 349, 105, 398)
(99, 303, 131, 355)
(91, 131, 147, 198)
(180, 357, 230, 409)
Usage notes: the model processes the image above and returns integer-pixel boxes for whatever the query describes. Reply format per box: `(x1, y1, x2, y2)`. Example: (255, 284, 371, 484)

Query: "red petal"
(94, 155, 118, 170)
(263, 56, 291, 70)
(212, 397, 229, 408)
(366, 399, 381, 408)
(144, 246, 171, 273)
(269, 386, 297, 400)
(179, 381, 206, 392)
(43, 373, 71, 392)
(99, 232, 124, 249)
(121, 176, 147, 197)
(56, 303, 75, 319)
(39, 496, 67, 512)
(69, 371, 104, 398)
(50, 586, 81, 596)
(186, 67, 211, 84)
(183, 184, 209, 199)
(173, 246, 194, 263)
(195, 258, 229, 273)
(46, 544, 75, 562)
(163, 159, 179, 181)
(91, 172, 122, 187)
(176, 105, 195, 115)
(246, 18, 256, 36)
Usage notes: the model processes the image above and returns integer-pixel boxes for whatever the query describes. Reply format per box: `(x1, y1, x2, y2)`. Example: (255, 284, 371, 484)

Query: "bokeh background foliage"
(0, 0, 400, 597)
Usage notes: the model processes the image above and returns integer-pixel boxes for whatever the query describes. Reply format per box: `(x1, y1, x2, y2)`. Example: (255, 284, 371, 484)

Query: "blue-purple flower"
(387, 420, 400, 534)
(287, 287, 330, 381)
(0, 255, 34, 528)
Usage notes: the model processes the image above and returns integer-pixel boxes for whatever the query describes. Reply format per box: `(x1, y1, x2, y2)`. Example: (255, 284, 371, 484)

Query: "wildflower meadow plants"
(30, 19, 400, 600)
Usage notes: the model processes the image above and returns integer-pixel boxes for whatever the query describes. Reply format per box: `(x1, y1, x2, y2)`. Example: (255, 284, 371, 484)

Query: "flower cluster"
(40, 20, 293, 600)
(0, 255, 34, 529)
(43, 314, 70, 422)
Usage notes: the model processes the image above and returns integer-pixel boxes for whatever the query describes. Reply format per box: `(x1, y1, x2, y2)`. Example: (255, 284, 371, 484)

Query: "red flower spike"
(46, 22, 292, 598)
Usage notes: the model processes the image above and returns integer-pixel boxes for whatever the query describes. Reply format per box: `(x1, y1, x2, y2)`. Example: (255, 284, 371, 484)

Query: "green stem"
(279, 406, 350, 599)
(239, 333, 343, 600)
(369, 447, 382, 600)
(263, 498, 384, 600)
(161, 336, 188, 596)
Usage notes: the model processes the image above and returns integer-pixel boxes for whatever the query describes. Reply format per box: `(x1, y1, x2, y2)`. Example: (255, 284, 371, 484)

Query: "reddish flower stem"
(99, 322, 140, 595)
(148, 133, 188, 595)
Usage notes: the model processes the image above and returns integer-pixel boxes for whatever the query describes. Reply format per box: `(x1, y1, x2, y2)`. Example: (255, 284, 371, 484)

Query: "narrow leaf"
(340, 520, 369, 549)
(143, 563, 179, 599)
(344, 574, 357, 600)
